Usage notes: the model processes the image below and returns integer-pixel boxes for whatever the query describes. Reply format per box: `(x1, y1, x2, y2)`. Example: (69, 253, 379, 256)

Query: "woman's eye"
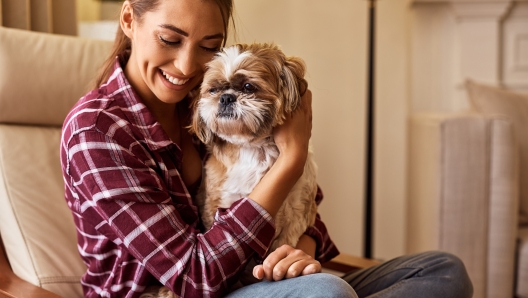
(159, 36, 180, 46)
(201, 46, 220, 53)
(243, 83, 257, 93)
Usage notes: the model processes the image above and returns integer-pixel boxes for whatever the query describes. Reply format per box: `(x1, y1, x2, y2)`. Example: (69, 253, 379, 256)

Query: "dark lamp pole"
(364, 0, 376, 260)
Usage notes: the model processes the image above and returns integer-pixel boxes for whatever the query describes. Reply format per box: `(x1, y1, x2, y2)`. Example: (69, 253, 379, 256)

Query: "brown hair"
(94, 0, 234, 88)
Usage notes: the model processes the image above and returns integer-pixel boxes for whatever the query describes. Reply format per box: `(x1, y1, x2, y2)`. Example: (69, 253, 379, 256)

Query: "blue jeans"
(225, 251, 473, 298)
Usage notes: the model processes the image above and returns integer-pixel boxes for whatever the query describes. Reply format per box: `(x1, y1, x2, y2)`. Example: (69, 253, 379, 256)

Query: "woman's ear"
(120, 1, 135, 39)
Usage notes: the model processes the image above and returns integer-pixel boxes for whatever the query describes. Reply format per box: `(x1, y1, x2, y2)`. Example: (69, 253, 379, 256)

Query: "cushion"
(466, 80, 528, 224)
(0, 125, 85, 297)
(517, 227, 528, 297)
(0, 26, 112, 126)
(0, 27, 113, 297)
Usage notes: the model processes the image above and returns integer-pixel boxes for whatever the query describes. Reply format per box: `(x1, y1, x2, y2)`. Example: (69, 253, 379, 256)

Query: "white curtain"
(0, 0, 76, 35)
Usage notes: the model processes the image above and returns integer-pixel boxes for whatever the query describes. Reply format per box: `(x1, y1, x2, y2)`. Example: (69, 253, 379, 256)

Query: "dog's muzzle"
(218, 93, 237, 118)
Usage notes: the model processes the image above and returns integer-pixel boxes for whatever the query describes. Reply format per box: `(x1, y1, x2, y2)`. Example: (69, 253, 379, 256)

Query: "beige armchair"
(408, 81, 528, 298)
(0, 27, 377, 298)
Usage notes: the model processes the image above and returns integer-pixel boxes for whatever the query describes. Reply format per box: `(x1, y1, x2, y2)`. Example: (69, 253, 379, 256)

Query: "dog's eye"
(209, 88, 218, 95)
(243, 83, 257, 93)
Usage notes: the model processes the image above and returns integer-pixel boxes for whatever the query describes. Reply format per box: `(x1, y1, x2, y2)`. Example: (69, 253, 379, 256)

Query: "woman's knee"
(311, 273, 358, 298)
(426, 251, 474, 298)
(226, 273, 357, 298)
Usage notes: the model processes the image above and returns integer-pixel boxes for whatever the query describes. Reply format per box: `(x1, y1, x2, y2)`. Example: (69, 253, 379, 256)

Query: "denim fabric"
(226, 273, 358, 298)
(342, 251, 473, 298)
(225, 251, 473, 298)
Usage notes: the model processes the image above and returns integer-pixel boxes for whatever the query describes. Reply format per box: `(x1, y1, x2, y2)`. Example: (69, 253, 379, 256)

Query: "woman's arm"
(249, 90, 313, 217)
(249, 90, 341, 281)
(64, 130, 275, 298)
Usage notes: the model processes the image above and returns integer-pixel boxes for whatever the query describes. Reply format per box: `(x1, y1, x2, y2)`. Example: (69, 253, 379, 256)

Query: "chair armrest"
(0, 235, 61, 298)
(408, 112, 519, 298)
(322, 253, 380, 274)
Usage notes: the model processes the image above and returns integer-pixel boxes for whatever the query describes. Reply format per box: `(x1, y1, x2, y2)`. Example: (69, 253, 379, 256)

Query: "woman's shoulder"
(64, 87, 113, 127)
(62, 84, 134, 141)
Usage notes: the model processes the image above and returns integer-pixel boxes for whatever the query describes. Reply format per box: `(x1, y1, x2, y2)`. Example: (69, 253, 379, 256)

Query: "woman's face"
(122, 0, 225, 105)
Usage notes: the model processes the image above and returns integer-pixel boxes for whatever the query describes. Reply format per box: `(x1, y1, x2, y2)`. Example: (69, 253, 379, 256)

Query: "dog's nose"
(220, 93, 236, 106)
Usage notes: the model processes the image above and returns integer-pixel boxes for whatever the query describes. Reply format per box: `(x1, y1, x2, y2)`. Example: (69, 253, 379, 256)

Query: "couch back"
(0, 27, 112, 297)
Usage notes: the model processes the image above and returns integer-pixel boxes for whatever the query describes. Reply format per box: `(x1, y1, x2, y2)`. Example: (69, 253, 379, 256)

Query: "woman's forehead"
(146, 0, 225, 35)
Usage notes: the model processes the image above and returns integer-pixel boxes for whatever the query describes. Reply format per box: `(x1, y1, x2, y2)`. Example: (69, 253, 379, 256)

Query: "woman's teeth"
(162, 71, 189, 85)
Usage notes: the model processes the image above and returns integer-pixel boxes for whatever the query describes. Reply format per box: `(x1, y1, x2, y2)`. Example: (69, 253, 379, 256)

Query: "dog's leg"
(139, 286, 176, 298)
(199, 155, 228, 231)
(269, 156, 318, 252)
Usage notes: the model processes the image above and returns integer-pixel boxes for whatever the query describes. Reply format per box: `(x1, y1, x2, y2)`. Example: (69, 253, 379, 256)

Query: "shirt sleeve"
(65, 130, 276, 297)
(303, 186, 340, 263)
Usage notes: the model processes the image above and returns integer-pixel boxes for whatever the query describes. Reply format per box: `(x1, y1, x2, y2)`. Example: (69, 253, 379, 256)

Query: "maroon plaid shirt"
(60, 57, 339, 298)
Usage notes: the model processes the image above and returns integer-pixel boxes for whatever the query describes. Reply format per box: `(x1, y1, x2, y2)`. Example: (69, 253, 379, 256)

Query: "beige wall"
(373, 0, 411, 260)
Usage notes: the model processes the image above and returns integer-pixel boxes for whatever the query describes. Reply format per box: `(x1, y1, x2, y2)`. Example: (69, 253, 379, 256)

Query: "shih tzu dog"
(191, 43, 318, 253)
(140, 43, 318, 298)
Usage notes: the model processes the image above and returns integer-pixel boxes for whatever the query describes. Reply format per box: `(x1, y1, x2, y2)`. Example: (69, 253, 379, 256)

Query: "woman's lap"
(342, 251, 473, 298)
(225, 273, 357, 298)
(226, 251, 473, 298)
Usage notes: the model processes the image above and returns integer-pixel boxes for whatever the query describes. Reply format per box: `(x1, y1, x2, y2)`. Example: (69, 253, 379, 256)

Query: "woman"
(60, 0, 473, 297)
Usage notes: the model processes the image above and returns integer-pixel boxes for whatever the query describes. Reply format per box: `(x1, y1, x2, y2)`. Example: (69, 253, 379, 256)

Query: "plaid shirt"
(60, 56, 339, 298)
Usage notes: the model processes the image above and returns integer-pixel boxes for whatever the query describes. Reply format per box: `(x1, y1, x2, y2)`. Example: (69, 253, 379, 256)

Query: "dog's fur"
(140, 43, 318, 298)
(192, 43, 318, 251)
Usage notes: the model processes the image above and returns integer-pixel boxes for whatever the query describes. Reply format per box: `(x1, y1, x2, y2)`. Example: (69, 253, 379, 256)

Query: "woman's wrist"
(295, 234, 317, 259)
(275, 150, 306, 179)
(248, 150, 305, 217)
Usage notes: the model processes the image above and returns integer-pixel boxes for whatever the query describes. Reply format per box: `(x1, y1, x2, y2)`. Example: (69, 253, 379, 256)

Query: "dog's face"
(190, 43, 307, 145)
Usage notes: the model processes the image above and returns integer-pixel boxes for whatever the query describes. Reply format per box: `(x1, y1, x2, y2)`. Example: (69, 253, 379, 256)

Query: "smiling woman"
(61, 0, 349, 297)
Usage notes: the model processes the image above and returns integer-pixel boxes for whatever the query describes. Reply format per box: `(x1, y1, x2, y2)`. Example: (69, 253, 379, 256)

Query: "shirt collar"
(107, 54, 176, 152)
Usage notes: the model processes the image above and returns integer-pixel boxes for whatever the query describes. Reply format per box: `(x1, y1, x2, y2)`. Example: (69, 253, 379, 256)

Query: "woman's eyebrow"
(159, 24, 224, 40)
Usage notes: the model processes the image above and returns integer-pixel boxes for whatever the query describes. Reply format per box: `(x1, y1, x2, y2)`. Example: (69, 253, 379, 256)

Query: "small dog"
(140, 43, 318, 298)
(191, 43, 318, 252)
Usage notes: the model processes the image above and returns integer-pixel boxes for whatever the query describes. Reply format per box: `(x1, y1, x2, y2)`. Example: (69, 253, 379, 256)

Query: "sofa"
(0, 26, 377, 297)
(408, 80, 528, 297)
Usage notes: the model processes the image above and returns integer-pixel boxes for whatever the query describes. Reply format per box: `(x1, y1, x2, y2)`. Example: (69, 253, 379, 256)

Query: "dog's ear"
(281, 56, 308, 113)
(189, 99, 213, 144)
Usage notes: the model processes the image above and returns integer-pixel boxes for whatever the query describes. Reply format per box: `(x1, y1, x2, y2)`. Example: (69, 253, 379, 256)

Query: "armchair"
(0, 27, 377, 298)
(408, 80, 528, 298)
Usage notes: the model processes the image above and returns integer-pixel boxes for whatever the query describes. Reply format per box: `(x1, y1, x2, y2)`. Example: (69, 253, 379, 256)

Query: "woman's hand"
(252, 235, 321, 281)
(273, 89, 313, 173)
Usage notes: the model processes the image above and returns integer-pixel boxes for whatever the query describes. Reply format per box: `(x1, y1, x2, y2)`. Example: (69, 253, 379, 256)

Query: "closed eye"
(201, 46, 220, 53)
(159, 36, 180, 46)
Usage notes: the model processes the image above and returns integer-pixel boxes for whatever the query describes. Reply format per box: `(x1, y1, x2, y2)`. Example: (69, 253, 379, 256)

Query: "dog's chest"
(220, 144, 279, 207)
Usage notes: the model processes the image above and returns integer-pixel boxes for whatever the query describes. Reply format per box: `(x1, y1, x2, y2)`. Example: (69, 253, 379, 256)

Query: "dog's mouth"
(214, 92, 240, 119)
(216, 101, 237, 119)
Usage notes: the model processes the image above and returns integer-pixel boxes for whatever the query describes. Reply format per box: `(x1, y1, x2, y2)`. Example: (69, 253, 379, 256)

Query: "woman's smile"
(159, 69, 193, 91)
(161, 70, 190, 86)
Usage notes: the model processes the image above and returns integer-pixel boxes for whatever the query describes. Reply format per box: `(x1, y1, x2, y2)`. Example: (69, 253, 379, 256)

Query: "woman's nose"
(175, 45, 199, 76)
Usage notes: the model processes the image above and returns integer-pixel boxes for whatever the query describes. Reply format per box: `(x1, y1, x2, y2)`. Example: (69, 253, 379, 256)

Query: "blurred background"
(2, 0, 527, 264)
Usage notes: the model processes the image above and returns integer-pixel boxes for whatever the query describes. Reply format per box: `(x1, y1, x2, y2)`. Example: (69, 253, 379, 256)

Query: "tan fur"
(193, 43, 318, 255)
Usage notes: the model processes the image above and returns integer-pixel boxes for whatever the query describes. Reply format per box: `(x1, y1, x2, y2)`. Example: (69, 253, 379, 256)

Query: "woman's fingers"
(254, 244, 321, 281)
(253, 265, 265, 280)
